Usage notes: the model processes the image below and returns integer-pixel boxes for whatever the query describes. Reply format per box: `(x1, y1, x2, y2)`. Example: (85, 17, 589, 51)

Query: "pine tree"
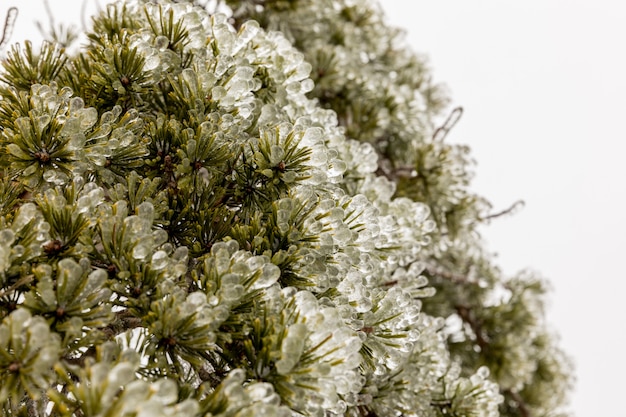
(0, 1, 573, 416)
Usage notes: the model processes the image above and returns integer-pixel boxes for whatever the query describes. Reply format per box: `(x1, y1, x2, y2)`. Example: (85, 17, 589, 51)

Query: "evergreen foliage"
(0, 1, 572, 416)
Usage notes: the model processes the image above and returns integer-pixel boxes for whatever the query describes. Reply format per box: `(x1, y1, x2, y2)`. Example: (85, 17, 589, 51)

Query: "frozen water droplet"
(12, 204, 38, 231)
(0, 231, 15, 271)
(43, 169, 69, 185)
(0, 229, 16, 246)
(477, 366, 490, 379)
(132, 241, 150, 260)
(237, 20, 259, 44)
(35, 114, 51, 134)
(108, 362, 136, 387)
(137, 202, 154, 220)
(11, 245, 25, 258)
(151, 250, 168, 270)
(252, 263, 280, 289)
(126, 216, 151, 236)
(152, 229, 168, 247)
(81, 107, 98, 130)
(185, 292, 206, 309)
(68, 132, 86, 150)
(270, 145, 285, 165)
(246, 382, 275, 403)
(285, 82, 301, 95)
(301, 79, 314, 93)
(69, 97, 84, 113)
(172, 246, 188, 262)
(221, 284, 244, 302)
(154, 35, 169, 50)
(328, 160, 347, 176)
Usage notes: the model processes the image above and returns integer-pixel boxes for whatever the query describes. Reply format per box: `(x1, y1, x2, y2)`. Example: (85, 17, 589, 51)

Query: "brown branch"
(480, 200, 525, 222)
(433, 106, 463, 142)
(101, 309, 143, 339)
(62, 346, 97, 368)
(425, 264, 471, 285)
(375, 163, 414, 183)
(455, 304, 489, 351)
(80, 0, 88, 32)
(505, 389, 532, 417)
(0, 274, 34, 298)
(0, 7, 17, 50)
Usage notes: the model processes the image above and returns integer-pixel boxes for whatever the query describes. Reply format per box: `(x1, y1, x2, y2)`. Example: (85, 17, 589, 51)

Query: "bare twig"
(480, 199, 525, 222)
(425, 264, 471, 285)
(433, 106, 463, 142)
(43, 0, 55, 33)
(0, 7, 18, 51)
(80, 0, 88, 32)
(455, 304, 489, 350)
(101, 309, 143, 339)
(0, 274, 34, 298)
(505, 389, 532, 417)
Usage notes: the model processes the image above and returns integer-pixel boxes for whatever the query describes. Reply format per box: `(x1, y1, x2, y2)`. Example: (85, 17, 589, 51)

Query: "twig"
(433, 106, 463, 142)
(0, 7, 18, 50)
(505, 389, 532, 417)
(43, 0, 55, 33)
(425, 264, 471, 285)
(0, 274, 34, 298)
(101, 309, 143, 339)
(80, 0, 88, 32)
(480, 199, 525, 222)
(455, 304, 489, 351)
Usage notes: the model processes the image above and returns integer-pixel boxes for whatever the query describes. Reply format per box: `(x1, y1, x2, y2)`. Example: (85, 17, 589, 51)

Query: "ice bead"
(0, 230, 15, 273)
(221, 284, 244, 302)
(12, 203, 39, 232)
(0, 229, 15, 246)
(151, 250, 168, 271)
(152, 229, 169, 247)
(108, 362, 136, 389)
(247, 382, 278, 404)
(81, 107, 98, 130)
(237, 20, 260, 45)
(132, 240, 151, 260)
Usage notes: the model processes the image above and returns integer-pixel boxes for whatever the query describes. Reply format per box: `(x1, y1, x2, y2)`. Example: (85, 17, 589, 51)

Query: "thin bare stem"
(480, 199, 525, 222)
(0, 7, 18, 50)
(505, 389, 532, 417)
(433, 106, 463, 142)
(0, 274, 34, 298)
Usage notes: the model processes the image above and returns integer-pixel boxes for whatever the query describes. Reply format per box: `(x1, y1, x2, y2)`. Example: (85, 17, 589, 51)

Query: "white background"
(4, 1, 624, 416)
(382, 1, 626, 416)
